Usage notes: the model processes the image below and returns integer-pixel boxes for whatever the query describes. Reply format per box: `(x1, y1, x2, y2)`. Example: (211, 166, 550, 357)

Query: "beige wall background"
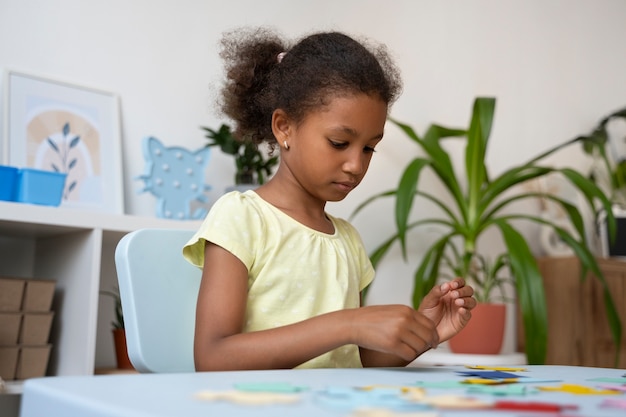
(2, 1, 625, 347)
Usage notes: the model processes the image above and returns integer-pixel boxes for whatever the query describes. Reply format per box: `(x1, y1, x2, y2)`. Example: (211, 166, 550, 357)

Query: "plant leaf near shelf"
(201, 123, 279, 186)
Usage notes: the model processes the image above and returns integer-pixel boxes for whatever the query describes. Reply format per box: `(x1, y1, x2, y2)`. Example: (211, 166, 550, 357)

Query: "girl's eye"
(329, 140, 377, 154)
(364, 146, 377, 154)
(329, 140, 348, 149)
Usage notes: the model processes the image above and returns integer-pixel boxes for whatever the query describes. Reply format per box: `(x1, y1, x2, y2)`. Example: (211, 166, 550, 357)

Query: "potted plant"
(100, 287, 133, 370)
(352, 97, 622, 365)
(201, 123, 279, 188)
(578, 107, 626, 257)
(578, 106, 626, 208)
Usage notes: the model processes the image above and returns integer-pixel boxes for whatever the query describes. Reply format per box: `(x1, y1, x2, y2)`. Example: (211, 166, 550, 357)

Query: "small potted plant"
(201, 123, 279, 190)
(352, 97, 622, 364)
(100, 287, 133, 370)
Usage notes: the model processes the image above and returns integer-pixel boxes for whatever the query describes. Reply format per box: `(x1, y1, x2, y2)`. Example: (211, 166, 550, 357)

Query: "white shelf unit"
(0, 200, 201, 376)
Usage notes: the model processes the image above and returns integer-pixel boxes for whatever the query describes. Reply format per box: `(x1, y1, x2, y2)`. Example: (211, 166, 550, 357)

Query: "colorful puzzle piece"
(493, 400, 578, 412)
(461, 378, 518, 385)
(457, 370, 523, 379)
(466, 365, 527, 372)
(315, 386, 431, 411)
(234, 382, 308, 393)
(588, 377, 626, 384)
(538, 384, 622, 395)
(419, 394, 491, 409)
(413, 381, 467, 389)
(194, 390, 300, 405)
(467, 384, 530, 396)
(600, 398, 626, 410)
(350, 408, 439, 417)
(596, 384, 626, 393)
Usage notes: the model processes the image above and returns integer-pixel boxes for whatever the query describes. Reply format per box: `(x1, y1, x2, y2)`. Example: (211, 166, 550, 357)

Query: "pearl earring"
(283, 141, 289, 150)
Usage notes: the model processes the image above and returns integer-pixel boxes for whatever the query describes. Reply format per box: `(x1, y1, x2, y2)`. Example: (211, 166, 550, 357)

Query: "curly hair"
(218, 27, 402, 146)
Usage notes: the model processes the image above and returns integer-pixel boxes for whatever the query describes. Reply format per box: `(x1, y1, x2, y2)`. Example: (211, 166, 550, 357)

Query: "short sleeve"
(182, 191, 262, 270)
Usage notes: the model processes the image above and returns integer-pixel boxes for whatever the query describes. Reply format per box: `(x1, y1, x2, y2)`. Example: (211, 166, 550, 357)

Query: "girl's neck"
(255, 178, 334, 234)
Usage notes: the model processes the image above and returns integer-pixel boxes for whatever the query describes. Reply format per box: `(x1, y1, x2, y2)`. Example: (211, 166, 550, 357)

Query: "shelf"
(0, 200, 201, 237)
(0, 201, 202, 378)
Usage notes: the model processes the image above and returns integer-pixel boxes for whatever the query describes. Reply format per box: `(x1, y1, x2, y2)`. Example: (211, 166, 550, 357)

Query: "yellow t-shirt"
(183, 190, 375, 368)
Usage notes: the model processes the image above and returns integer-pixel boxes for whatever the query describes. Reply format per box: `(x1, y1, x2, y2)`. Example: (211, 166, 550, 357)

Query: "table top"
(20, 365, 626, 416)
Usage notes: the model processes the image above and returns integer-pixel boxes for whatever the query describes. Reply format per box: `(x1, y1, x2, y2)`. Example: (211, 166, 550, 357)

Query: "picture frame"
(1, 69, 124, 214)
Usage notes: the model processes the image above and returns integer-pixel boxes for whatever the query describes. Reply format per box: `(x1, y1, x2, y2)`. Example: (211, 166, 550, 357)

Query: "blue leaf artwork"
(45, 122, 80, 199)
(137, 136, 211, 220)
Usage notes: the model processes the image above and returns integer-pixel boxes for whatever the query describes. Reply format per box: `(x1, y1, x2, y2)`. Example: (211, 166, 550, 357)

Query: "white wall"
(2, 0, 626, 312)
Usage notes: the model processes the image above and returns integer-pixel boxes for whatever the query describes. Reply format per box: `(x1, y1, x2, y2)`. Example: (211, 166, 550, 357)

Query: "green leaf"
(396, 158, 430, 258)
(494, 220, 547, 364)
(412, 237, 449, 307)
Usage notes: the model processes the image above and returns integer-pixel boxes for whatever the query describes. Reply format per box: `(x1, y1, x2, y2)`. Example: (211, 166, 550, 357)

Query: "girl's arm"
(194, 242, 439, 370)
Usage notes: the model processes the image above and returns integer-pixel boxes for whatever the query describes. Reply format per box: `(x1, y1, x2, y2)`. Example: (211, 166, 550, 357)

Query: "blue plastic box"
(0, 165, 19, 201)
(16, 168, 67, 206)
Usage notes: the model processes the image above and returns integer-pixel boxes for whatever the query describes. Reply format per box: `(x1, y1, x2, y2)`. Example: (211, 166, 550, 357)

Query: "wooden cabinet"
(0, 200, 200, 376)
(517, 256, 626, 367)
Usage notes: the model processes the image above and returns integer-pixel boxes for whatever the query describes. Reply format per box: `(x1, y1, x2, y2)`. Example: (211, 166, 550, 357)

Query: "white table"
(20, 365, 626, 416)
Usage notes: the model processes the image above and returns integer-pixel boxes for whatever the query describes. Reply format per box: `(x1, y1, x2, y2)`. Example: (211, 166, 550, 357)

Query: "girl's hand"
(350, 304, 439, 362)
(418, 278, 477, 343)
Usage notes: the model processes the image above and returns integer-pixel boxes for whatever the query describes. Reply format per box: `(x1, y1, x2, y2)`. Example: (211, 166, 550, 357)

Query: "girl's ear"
(271, 109, 292, 142)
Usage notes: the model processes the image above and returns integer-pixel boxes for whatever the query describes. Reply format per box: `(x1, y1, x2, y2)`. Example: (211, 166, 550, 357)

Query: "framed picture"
(1, 69, 124, 214)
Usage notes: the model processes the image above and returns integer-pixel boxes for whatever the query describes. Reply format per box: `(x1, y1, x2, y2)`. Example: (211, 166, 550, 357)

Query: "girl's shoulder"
(211, 189, 262, 211)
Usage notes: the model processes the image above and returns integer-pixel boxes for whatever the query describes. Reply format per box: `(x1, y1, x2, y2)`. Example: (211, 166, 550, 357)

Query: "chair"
(114, 228, 201, 373)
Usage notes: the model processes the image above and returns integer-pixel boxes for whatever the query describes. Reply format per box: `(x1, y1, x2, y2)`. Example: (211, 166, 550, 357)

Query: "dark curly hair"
(218, 27, 402, 146)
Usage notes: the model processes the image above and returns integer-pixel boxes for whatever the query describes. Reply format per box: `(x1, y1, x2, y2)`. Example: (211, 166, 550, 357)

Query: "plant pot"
(112, 328, 134, 369)
(448, 303, 506, 355)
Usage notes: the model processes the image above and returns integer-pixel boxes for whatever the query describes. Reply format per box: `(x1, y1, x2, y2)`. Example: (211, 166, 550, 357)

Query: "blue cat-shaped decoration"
(137, 136, 211, 220)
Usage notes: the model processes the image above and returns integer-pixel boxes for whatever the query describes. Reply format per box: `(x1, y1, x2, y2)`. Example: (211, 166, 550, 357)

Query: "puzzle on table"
(194, 365, 626, 415)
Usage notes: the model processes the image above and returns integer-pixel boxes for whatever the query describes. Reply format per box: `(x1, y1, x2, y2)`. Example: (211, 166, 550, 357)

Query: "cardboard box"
(15, 345, 52, 380)
(0, 346, 19, 380)
(22, 280, 55, 312)
(0, 278, 25, 311)
(0, 313, 21, 345)
(19, 312, 54, 345)
(0, 345, 52, 381)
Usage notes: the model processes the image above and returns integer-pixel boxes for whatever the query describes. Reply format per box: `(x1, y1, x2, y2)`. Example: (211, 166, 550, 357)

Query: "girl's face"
(280, 93, 388, 203)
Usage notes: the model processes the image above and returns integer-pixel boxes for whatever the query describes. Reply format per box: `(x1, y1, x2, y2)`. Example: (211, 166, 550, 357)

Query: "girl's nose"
(343, 151, 366, 176)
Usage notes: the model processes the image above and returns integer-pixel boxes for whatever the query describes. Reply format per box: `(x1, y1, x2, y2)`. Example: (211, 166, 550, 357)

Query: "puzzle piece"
(596, 384, 626, 393)
(315, 386, 430, 411)
(413, 381, 467, 389)
(467, 384, 530, 396)
(350, 408, 439, 417)
(419, 395, 491, 409)
(361, 385, 426, 400)
(461, 378, 518, 385)
(588, 377, 626, 384)
(194, 389, 300, 405)
(466, 365, 527, 372)
(537, 384, 622, 395)
(600, 398, 626, 410)
(457, 370, 523, 379)
(234, 382, 308, 393)
(493, 400, 578, 412)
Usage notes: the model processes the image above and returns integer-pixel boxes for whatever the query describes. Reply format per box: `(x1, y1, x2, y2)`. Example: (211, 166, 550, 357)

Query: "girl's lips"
(334, 181, 356, 192)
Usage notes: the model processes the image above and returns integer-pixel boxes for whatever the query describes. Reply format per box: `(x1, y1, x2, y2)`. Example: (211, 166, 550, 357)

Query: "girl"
(184, 28, 476, 371)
